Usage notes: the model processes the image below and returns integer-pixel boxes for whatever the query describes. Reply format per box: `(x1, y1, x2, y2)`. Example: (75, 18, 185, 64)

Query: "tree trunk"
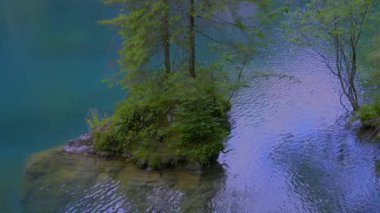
(162, 0, 171, 74)
(350, 44, 360, 111)
(189, 0, 196, 78)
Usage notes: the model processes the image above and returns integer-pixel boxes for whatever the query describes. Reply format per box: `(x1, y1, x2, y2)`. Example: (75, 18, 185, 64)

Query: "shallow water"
(2, 1, 380, 212)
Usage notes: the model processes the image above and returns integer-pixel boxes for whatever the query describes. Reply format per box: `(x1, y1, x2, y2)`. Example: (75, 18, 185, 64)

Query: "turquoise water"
(0, 0, 123, 211)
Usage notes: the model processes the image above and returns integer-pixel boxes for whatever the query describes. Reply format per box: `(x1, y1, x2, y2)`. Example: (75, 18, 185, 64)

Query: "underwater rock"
(21, 147, 224, 212)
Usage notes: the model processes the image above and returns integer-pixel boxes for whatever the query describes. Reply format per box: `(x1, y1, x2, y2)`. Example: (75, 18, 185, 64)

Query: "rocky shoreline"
(62, 133, 206, 172)
(63, 133, 117, 159)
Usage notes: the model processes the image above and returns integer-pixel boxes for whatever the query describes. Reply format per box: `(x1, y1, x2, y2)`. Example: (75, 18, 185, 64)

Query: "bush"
(88, 72, 231, 169)
(172, 97, 230, 165)
(357, 105, 379, 122)
(357, 98, 380, 139)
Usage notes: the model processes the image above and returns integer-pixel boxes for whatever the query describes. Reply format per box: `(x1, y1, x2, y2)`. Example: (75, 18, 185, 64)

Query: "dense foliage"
(89, 72, 231, 169)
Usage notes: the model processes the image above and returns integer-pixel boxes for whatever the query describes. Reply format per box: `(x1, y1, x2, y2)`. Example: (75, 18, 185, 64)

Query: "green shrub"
(88, 73, 231, 169)
(357, 98, 380, 139)
(357, 105, 379, 122)
(172, 97, 230, 165)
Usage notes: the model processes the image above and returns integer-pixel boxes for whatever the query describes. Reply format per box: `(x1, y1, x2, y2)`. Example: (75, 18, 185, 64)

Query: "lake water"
(0, 0, 123, 211)
(2, 1, 380, 212)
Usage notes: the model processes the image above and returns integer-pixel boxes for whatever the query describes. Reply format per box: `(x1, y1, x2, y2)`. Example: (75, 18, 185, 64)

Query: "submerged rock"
(22, 147, 225, 212)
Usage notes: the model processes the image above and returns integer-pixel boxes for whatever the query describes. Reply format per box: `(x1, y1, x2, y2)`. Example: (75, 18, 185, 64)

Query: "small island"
(63, 0, 270, 170)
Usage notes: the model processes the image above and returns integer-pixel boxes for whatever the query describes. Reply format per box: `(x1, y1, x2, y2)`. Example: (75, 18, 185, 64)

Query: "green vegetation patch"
(89, 72, 231, 169)
(357, 98, 380, 140)
(357, 98, 380, 125)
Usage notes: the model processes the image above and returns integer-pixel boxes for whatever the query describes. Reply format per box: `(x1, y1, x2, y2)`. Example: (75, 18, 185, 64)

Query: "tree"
(162, 0, 171, 74)
(91, 0, 277, 169)
(188, 0, 196, 78)
(100, 0, 174, 89)
(288, 0, 378, 112)
(101, 0, 276, 89)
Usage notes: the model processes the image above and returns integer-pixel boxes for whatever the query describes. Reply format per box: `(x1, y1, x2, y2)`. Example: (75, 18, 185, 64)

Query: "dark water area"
(0, 0, 124, 211)
(2, 1, 380, 212)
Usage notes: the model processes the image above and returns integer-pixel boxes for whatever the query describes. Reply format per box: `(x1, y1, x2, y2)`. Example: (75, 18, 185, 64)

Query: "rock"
(78, 133, 92, 142)
(64, 133, 94, 154)
(64, 144, 91, 154)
